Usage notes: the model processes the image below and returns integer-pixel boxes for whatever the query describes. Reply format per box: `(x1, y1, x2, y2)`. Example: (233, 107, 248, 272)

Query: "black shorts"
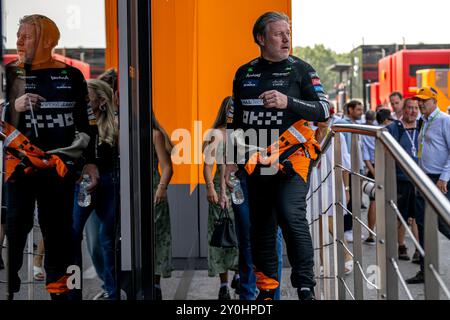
(366, 165, 375, 201)
(397, 180, 416, 220)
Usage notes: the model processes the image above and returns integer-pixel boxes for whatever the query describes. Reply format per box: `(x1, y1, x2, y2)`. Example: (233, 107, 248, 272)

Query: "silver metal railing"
(307, 123, 450, 300)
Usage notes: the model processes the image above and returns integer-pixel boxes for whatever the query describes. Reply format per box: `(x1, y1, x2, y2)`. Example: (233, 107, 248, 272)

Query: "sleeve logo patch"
(312, 78, 321, 86)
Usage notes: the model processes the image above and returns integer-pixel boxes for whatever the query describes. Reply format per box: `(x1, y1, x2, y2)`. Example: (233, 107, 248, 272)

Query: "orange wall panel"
(152, 0, 292, 187)
(105, 0, 118, 70)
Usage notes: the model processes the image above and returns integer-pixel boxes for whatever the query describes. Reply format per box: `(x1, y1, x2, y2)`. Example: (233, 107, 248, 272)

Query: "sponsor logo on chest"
(243, 79, 260, 88)
(246, 73, 262, 78)
(272, 79, 288, 87)
(272, 72, 290, 77)
(51, 75, 70, 81)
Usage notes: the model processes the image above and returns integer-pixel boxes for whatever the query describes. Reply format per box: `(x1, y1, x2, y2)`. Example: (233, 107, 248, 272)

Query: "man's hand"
(80, 164, 99, 192)
(224, 164, 238, 190)
(259, 90, 288, 109)
(437, 179, 448, 194)
(15, 93, 46, 112)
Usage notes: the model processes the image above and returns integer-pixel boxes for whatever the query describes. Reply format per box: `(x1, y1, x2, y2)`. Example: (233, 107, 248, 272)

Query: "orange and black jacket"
(228, 55, 330, 181)
(5, 60, 97, 177)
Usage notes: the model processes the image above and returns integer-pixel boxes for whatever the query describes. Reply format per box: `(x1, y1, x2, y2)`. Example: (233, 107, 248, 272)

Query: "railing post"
(320, 152, 331, 300)
(351, 134, 364, 300)
(374, 139, 387, 299)
(310, 167, 322, 299)
(424, 202, 440, 300)
(329, 137, 339, 300)
(384, 149, 398, 299)
(27, 231, 34, 300)
(375, 135, 399, 300)
(374, 138, 386, 299)
(333, 134, 346, 300)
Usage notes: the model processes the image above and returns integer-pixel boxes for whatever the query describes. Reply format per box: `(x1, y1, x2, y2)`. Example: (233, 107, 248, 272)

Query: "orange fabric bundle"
(244, 119, 320, 181)
(1, 121, 68, 181)
(254, 270, 279, 291)
(45, 275, 71, 294)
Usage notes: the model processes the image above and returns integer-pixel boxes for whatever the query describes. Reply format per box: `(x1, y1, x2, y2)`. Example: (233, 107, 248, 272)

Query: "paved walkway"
(1, 211, 449, 300)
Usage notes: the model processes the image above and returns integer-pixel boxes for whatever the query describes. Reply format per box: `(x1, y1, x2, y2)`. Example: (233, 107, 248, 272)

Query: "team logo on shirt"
(18, 75, 37, 80)
(293, 98, 315, 109)
(272, 79, 288, 87)
(51, 76, 70, 81)
(314, 85, 325, 93)
(318, 93, 328, 100)
(241, 99, 264, 106)
(57, 85, 73, 90)
(243, 79, 260, 87)
(25, 83, 37, 90)
(226, 104, 234, 124)
(272, 72, 290, 77)
(87, 106, 97, 126)
(40, 102, 76, 109)
(246, 73, 262, 78)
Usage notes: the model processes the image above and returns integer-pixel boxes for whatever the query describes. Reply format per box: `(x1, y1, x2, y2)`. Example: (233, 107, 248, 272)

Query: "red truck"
(3, 53, 91, 80)
(371, 49, 450, 110)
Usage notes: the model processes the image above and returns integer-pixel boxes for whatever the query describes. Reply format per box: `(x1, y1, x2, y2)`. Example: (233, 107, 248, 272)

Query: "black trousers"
(247, 171, 315, 289)
(5, 169, 76, 296)
(415, 174, 450, 271)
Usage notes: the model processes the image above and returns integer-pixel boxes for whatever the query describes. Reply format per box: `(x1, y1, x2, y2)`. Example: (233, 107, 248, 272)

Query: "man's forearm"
(287, 97, 330, 121)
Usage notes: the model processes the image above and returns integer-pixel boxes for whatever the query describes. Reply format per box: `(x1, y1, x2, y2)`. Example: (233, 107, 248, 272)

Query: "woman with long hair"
(152, 112, 174, 300)
(72, 79, 119, 300)
(203, 97, 238, 300)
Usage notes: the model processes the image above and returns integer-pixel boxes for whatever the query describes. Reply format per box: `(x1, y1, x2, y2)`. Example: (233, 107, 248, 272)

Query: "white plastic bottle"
(230, 172, 244, 205)
(77, 174, 92, 207)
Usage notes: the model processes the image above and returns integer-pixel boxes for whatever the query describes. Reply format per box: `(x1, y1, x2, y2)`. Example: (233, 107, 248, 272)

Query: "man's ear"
(256, 34, 265, 47)
(43, 39, 54, 49)
(41, 34, 58, 50)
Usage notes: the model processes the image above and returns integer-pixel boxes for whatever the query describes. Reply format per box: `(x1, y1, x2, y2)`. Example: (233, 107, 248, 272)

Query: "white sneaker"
(344, 231, 353, 243)
(344, 260, 354, 275)
(93, 291, 109, 300)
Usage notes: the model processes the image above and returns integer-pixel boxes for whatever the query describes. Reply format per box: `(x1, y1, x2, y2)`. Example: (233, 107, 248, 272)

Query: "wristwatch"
(344, 186, 350, 191)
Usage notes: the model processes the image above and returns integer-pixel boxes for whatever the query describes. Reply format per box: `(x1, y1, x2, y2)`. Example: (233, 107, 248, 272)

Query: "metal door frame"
(118, 0, 154, 300)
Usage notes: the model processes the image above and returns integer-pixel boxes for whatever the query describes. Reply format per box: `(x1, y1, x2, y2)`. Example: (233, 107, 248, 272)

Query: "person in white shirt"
(389, 91, 403, 121)
(406, 86, 450, 284)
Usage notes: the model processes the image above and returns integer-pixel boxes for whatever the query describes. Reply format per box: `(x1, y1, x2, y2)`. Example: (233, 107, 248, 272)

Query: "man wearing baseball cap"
(406, 86, 450, 284)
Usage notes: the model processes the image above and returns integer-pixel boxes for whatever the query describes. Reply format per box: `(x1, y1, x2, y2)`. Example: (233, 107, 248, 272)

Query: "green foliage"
(293, 45, 351, 94)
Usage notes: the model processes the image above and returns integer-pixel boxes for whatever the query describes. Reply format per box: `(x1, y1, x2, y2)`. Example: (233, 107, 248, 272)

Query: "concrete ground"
(1, 202, 449, 300)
